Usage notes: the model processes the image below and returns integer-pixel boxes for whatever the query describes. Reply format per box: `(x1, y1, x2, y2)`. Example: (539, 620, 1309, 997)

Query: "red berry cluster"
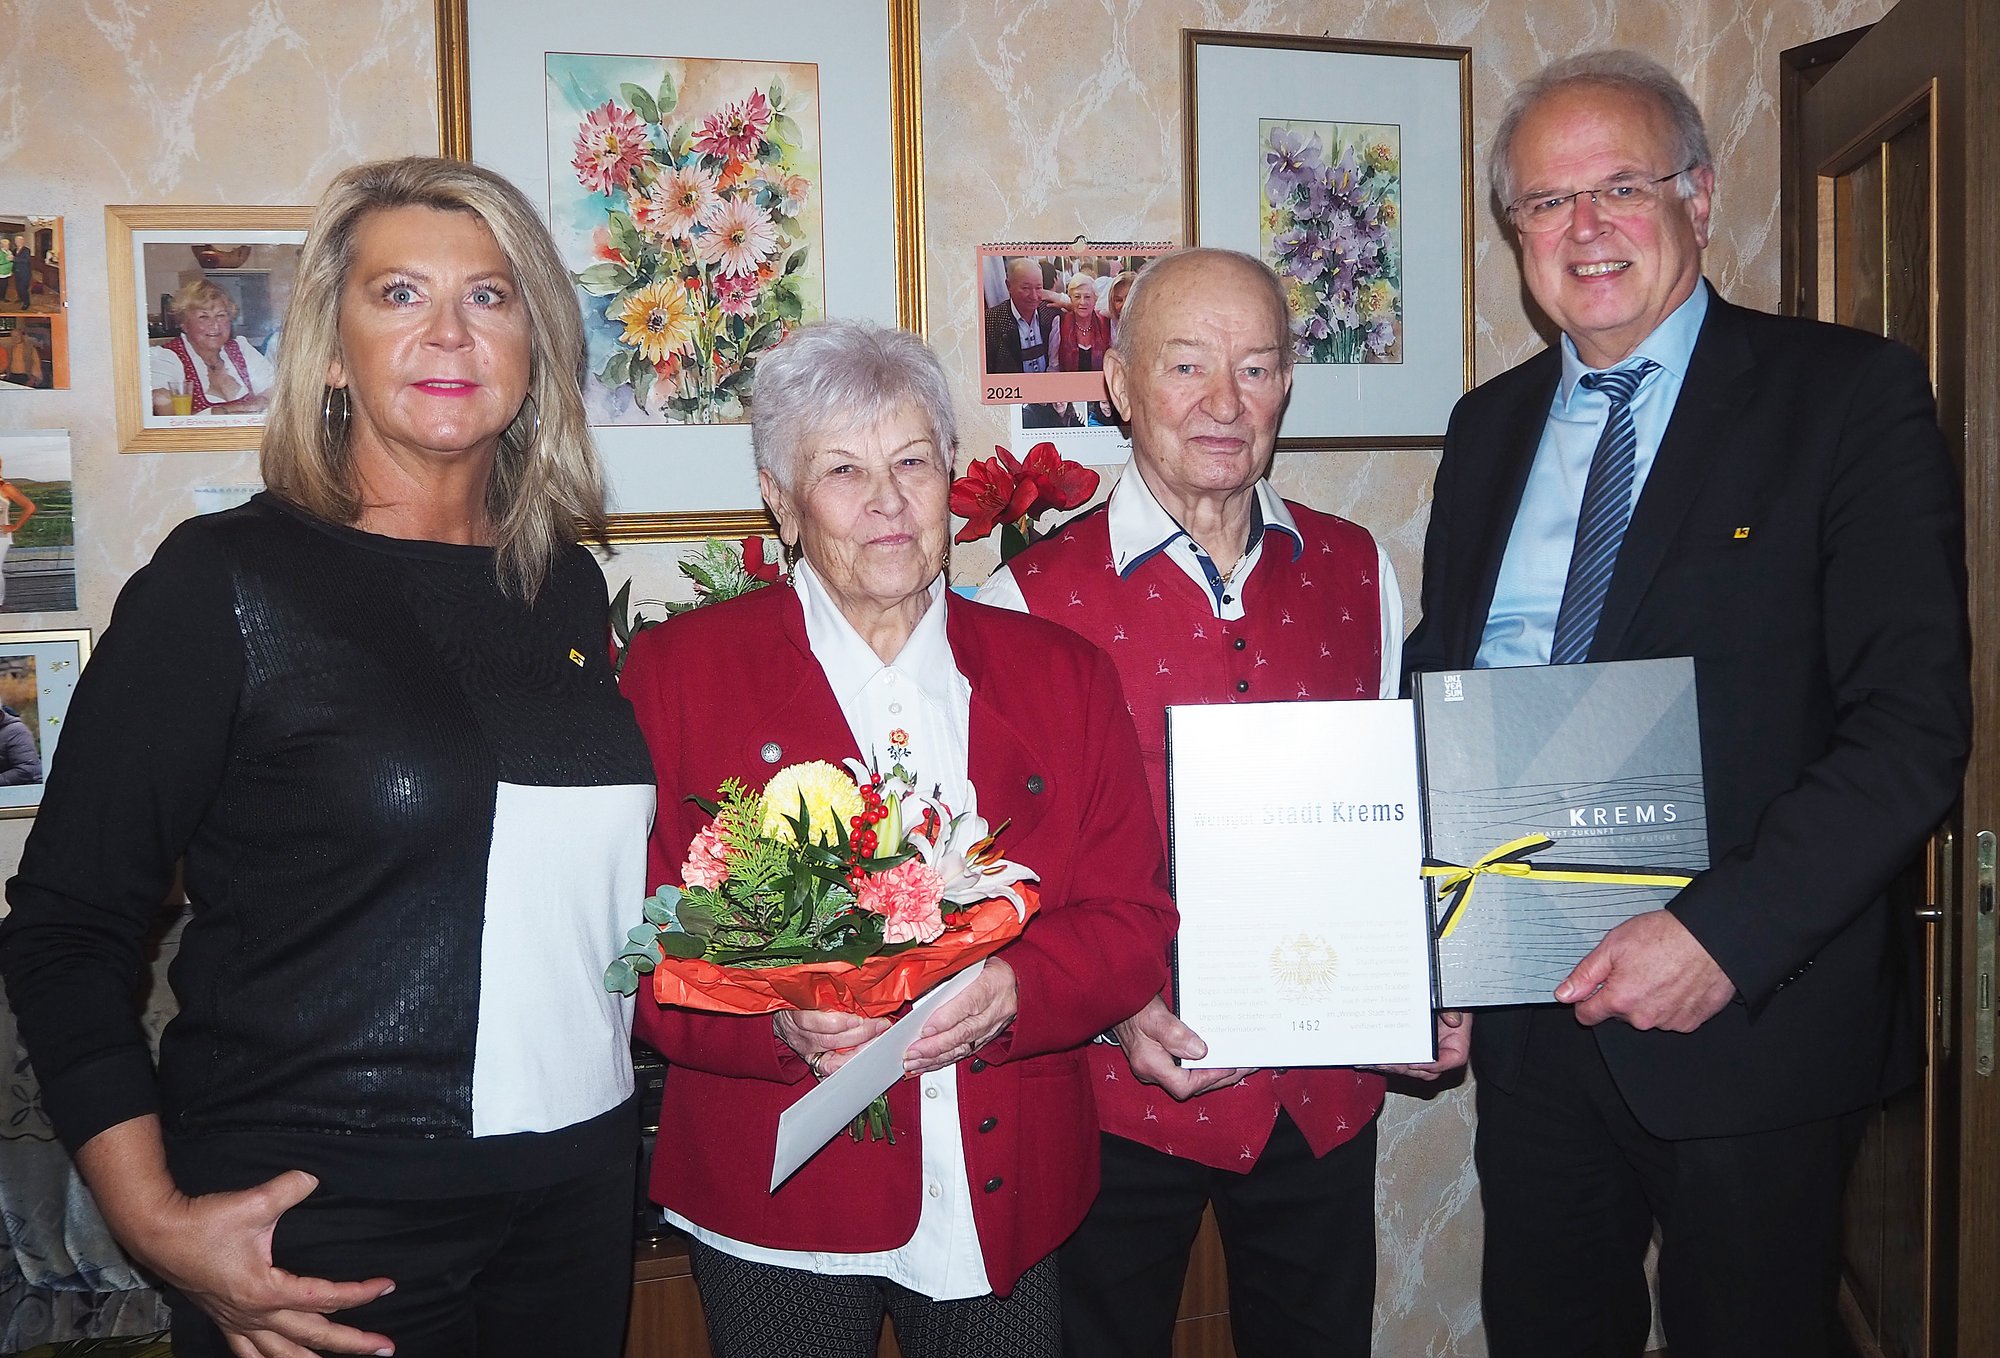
(846, 774, 891, 885)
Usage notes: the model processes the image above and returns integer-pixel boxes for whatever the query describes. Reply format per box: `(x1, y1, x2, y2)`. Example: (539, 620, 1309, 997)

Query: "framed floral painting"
(438, 0, 925, 541)
(1183, 31, 1472, 449)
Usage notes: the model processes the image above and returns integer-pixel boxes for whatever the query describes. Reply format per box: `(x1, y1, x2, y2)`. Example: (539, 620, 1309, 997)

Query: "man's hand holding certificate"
(1166, 700, 1438, 1070)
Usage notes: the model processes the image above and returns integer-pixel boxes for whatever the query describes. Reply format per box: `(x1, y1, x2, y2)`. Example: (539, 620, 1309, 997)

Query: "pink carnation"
(681, 824, 730, 890)
(855, 858, 948, 945)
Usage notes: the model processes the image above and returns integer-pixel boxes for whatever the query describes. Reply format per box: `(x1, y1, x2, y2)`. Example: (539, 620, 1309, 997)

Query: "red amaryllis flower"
(950, 449, 1038, 543)
(1018, 441, 1099, 516)
(741, 536, 782, 584)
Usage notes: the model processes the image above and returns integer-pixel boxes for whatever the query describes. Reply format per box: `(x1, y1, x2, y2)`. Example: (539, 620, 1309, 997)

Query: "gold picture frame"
(1182, 30, 1474, 450)
(435, 0, 927, 543)
(0, 627, 91, 819)
(107, 204, 314, 455)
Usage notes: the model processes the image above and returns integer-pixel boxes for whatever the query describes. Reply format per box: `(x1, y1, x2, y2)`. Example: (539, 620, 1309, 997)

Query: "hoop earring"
(321, 385, 349, 449)
(939, 540, 952, 583)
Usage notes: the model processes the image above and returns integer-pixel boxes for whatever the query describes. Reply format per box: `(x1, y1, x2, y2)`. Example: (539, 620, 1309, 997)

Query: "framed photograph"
(976, 242, 1171, 419)
(0, 430, 77, 614)
(0, 214, 68, 390)
(0, 628, 91, 818)
(437, 0, 927, 542)
(1182, 30, 1472, 449)
(107, 205, 313, 454)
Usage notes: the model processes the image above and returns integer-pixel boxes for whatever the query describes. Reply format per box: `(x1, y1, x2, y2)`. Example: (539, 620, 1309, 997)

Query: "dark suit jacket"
(622, 585, 1176, 1293)
(984, 298, 1061, 374)
(1403, 286, 1970, 1139)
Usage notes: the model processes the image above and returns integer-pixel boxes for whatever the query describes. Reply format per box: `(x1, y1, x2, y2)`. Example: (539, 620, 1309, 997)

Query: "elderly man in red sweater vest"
(979, 246, 1469, 1357)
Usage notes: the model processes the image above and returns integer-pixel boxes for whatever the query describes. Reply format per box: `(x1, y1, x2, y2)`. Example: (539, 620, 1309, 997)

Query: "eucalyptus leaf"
(620, 83, 660, 126)
(656, 931, 707, 960)
(642, 897, 674, 927)
(627, 924, 660, 948)
(604, 958, 638, 995)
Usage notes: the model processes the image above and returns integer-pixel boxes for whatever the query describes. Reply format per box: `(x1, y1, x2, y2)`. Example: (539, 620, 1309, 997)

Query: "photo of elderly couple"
(0, 36, 1972, 1358)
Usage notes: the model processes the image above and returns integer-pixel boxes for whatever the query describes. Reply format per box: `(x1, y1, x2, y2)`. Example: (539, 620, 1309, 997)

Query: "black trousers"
(1476, 1006, 1868, 1358)
(689, 1241, 1060, 1358)
(168, 1155, 635, 1358)
(1060, 1111, 1378, 1358)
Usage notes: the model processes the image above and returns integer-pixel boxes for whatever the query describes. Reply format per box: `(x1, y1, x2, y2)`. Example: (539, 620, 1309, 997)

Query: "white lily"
(908, 788, 1038, 913)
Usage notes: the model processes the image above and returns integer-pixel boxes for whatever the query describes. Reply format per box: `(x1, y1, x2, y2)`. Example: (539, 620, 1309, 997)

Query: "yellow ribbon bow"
(1422, 833, 1695, 940)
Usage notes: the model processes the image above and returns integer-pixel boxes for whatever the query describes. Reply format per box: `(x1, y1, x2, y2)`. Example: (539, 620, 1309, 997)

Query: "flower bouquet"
(607, 758, 1038, 1139)
(950, 441, 1099, 562)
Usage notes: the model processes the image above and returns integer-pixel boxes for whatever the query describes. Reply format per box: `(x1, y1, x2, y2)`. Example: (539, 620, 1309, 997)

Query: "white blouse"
(664, 560, 993, 1299)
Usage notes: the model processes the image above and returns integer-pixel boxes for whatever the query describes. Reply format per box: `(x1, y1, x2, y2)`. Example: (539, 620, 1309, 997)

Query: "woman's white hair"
(750, 319, 958, 490)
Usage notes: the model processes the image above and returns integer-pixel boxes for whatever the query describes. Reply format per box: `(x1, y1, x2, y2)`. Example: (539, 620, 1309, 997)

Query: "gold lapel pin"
(568, 648, 586, 667)
(1731, 527, 1752, 541)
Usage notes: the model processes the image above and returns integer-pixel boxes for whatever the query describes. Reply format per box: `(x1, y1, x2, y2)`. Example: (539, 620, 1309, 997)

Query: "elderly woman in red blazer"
(621, 319, 1176, 1358)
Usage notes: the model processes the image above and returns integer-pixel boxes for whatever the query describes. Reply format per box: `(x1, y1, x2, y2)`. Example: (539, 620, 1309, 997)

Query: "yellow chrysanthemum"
(617, 278, 698, 365)
(760, 760, 865, 847)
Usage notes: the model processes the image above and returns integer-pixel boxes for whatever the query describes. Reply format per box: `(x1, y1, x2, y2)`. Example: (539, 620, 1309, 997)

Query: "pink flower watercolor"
(634, 163, 721, 243)
(572, 101, 650, 195)
(714, 271, 759, 317)
(693, 90, 773, 162)
(695, 197, 780, 278)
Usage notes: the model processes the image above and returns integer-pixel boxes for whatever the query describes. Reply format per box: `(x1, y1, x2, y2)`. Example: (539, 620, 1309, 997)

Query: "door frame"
(1782, 2, 2000, 1353)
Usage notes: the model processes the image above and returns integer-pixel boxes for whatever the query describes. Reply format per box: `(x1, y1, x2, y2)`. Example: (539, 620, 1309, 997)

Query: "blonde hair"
(171, 278, 238, 324)
(262, 156, 607, 599)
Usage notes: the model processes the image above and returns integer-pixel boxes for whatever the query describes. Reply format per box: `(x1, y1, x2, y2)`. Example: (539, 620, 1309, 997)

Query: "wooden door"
(1782, 2, 2000, 1355)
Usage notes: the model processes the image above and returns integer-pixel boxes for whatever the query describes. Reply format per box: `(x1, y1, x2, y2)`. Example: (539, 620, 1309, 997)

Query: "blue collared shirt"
(1475, 281, 1710, 669)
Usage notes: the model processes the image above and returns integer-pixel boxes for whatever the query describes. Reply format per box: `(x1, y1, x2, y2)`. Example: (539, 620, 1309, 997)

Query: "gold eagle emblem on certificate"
(1268, 933, 1340, 1001)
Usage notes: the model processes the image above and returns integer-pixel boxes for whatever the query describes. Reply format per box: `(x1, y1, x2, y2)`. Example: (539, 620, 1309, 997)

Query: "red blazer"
(622, 585, 1177, 1294)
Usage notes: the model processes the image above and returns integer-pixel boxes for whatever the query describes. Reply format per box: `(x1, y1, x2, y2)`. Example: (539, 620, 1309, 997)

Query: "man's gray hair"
(750, 319, 958, 490)
(1110, 247, 1293, 368)
(1490, 49, 1713, 211)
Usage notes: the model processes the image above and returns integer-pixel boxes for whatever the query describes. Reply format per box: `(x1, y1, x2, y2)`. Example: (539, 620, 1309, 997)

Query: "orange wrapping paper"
(647, 885, 1040, 1018)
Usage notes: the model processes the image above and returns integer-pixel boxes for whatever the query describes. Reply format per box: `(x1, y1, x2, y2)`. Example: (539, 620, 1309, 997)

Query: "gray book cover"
(1414, 659, 1708, 1007)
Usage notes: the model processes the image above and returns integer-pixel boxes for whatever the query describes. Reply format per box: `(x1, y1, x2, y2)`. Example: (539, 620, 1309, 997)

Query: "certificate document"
(1166, 700, 1435, 1069)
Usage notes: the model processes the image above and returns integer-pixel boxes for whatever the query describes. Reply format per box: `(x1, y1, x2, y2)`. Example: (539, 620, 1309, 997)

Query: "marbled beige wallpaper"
(0, 0, 1890, 1350)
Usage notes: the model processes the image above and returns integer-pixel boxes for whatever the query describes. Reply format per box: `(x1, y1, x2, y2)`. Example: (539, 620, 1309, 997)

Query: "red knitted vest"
(1011, 501, 1391, 1169)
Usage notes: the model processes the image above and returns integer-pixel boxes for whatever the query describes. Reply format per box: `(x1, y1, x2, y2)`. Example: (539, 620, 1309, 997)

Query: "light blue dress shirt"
(1474, 282, 1711, 669)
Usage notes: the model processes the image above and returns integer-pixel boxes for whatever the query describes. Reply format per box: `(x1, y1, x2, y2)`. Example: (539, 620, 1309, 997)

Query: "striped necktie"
(1549, 361, 1657, 664)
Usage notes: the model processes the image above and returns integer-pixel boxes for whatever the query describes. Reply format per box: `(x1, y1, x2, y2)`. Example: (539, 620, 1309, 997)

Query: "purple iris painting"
(1259, 119, 1402, 365)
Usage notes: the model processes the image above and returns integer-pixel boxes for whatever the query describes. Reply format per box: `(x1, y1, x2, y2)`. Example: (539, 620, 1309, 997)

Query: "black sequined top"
(0, 494, 656, 1197)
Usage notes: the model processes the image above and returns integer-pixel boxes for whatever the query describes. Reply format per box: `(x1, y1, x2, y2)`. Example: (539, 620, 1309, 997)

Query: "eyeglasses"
(1507, 164, 1698, 234)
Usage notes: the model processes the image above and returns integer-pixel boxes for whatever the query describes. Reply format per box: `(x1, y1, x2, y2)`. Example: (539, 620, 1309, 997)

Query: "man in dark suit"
(1404, 50, 1970, 1358)
(985, 255, 1063, 375)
